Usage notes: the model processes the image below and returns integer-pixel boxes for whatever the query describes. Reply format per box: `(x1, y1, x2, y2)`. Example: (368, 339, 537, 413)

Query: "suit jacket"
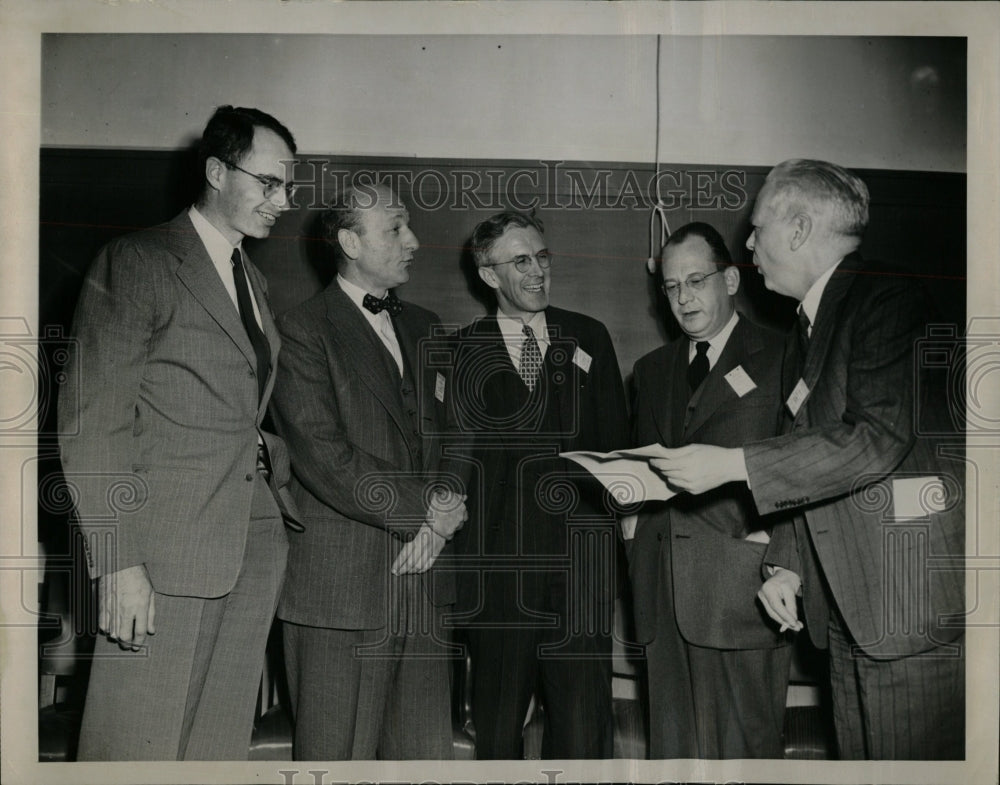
(271, 282, 456, 630)
(58, 210, 297, 598)
(449, 306, 628, 622)
(629, 316, 788, 649)
(745, 255, 965, 658)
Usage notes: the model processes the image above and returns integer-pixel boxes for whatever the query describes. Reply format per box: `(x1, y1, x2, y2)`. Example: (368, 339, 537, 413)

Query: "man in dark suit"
(58, 106, 300, 760)
(650, 160, 965, 759)
(628, 222, 790, 758)
(450, 211, 628, 759)
(270, 184, 466, 760)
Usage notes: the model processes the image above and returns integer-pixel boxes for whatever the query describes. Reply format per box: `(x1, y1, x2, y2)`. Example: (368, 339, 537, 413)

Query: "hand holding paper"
(561, 444, 677, 504)
(647, 443, 748, 495)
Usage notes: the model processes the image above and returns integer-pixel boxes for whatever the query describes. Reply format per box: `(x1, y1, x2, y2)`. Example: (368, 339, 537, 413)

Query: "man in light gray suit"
(59, 106, 301, 759)
(271, 183, 466, 760)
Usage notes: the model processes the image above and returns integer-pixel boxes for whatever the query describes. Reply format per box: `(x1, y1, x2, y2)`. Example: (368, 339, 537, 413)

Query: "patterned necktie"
(519, 324, 543, 392)
(687, 340, 710, 392)
(231, 248, 270, 402)
(363, 291, 404, 316)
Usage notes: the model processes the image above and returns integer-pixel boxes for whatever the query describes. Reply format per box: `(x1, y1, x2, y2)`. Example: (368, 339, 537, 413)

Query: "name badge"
(892, 476, 946, 519)
(435, 372, 446, 403)
(572, 347, 593, 373)
(786, 378, 810, 417)
(724, 364, 757, 397)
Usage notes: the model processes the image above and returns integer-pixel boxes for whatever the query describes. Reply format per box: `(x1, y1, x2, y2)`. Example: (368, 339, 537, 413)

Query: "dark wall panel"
(40, 149, 967, 385)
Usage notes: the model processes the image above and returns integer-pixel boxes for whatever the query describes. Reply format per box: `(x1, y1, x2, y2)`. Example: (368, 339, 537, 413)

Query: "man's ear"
(723, 264, 741, 296)
(204, 156, 226, 194)
(338, 228, 361, 261)
(789, 212, 812, 252)
(477, 265, 500, 290)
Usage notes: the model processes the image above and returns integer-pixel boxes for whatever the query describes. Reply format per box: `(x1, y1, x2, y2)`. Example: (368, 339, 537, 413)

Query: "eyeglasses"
(220, 159, 297, 201)
(485, 251, 553, 273)
(661, 270, 722, 299)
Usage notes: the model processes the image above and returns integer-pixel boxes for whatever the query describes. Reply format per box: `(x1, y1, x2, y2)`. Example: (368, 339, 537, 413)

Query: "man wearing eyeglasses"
(59, 105, 300, 760)
(449, 211, 628, 758)
(626, 221, 790, 758)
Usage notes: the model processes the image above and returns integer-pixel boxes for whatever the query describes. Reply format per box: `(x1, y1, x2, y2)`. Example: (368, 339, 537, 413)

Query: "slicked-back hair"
(320, 185, 387, 265)
(662, 221, 734, 271)
(198, 105, 297, 178)
(764, 159, 870, 239)
(470, 211, 545, 267)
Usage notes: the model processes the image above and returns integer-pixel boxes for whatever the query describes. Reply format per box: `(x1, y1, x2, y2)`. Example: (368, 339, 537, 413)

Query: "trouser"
(645, 622, 791, 759)
(77, 474, 287, 760)
(467, 619, 613, 759)
(283, 574, 455, 761)
(826, 610, 965, 760)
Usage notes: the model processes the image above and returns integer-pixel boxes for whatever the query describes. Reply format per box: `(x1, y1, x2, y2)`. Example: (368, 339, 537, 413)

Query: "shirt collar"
(800, 260, 841, 328)
(689, 310, 739, 359)
(337, 273, 387, 316)
(188, 205, 240, 268)
(496, 308, 549, 346)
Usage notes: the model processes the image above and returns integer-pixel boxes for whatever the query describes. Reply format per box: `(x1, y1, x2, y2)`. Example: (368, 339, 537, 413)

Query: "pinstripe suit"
(58, 210, 296, 759)
(270, 281, 456, 760)
(745, 256, 965, 759)
(630, 316, 791, 759)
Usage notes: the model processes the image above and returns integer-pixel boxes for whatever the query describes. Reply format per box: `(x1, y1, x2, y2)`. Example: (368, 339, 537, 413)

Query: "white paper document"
(561, 444, 676, 505)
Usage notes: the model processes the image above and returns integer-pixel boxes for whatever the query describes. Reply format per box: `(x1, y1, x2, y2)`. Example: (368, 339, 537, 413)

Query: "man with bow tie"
(270, 183, 466, 760)
(627, 221, 790, 758)
(449, 210, 628, 758)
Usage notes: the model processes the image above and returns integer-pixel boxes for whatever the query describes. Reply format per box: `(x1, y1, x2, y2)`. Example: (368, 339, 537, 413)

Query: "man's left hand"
(391, 524, 447, 575)
(648, 444, 748, 495)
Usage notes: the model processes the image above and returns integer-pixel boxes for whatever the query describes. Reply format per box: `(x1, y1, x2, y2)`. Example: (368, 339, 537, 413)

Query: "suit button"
(656, 532, 663, 541)
(248, 369, 255, 377)
(245, 473, 254, 481)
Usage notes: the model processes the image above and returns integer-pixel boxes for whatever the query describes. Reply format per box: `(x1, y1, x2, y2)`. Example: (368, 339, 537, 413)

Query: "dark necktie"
(797, 308, 812, 359)
(231, 248, 270, 402)
(519, 325, 543, 392)
(363, 291, 404, 316)
(687, 340, 710, 392)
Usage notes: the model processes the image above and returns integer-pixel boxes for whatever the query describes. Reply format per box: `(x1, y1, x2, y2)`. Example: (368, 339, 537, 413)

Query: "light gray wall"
(42, 34, 965, 171)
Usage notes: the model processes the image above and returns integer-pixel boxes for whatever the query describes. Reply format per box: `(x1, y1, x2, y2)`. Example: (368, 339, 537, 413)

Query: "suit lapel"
(683, 318, 752, 440)
(244, 255, 280, 418)
(792, 258, 857, 426)
(467, 316, 532, 446)
(543, 312, 577, 450)
(652, 340, 688, 447)
(324, 284, 410, 440)
(171, 213, 258, 372)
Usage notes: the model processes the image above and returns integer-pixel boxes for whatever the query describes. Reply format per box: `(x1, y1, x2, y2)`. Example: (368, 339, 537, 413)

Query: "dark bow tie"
(362, 291, 403, 316)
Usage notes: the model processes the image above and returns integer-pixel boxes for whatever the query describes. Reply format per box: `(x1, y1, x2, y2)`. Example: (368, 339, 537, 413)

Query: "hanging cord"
(647, 34, 671, 275)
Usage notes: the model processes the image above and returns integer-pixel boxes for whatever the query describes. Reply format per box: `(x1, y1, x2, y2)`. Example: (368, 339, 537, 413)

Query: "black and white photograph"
(1, 2, 998, 784)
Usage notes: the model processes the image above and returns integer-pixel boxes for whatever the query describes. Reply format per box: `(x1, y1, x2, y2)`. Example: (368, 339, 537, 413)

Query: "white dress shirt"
(496, 309, 550, 370)
(799, 261, 841, 336)
(337, 274, 404, 377)
(687, 310, 740, 370)
(188, 206, 263, 328)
